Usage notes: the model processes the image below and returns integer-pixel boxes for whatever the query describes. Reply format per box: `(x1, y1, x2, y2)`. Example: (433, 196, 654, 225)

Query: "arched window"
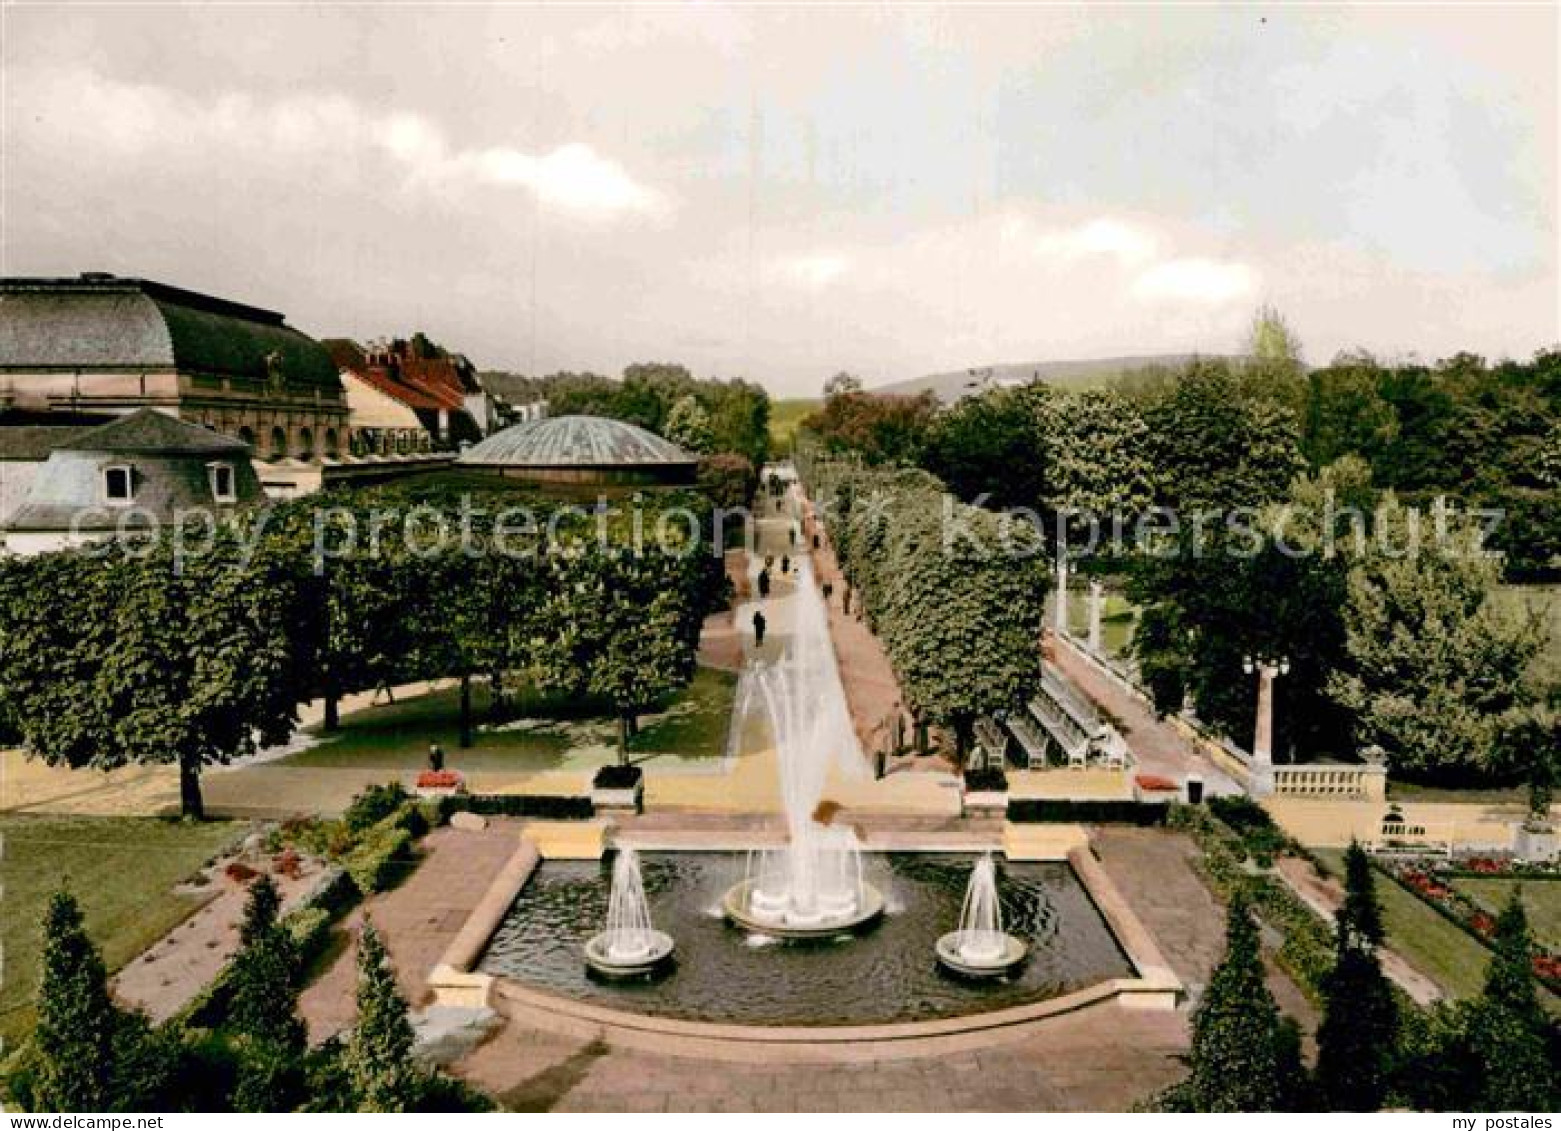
(238, 426, 256, 449)
(297, 427, 314, 460)
(269, 426, 288, 460)
(323, 428, 340, 458)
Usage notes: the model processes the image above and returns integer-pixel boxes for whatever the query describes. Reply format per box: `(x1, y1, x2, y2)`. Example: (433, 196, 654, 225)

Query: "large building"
(0, 408, 265, 555)
(455, 414, 697, 486)
(0, 273, 348, 462)
(323, 336, 484, 453)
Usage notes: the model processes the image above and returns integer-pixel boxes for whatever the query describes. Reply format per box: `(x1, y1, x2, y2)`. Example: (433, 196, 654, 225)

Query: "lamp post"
(1087, 580, 1105, 653)
(1243, 654, 1290, 796)
(1054, 557, 1070, 635)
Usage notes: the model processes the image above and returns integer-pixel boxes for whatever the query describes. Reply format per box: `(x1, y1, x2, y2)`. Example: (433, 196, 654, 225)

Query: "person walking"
(428, 742, 446, 773)
(780, 554, 791, 575)
(752, 609, 767, 647)
(757, 567, 771, 599)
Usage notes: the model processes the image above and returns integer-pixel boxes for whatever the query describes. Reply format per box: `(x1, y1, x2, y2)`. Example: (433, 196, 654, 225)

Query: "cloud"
(13, 67, 663, 221)
(773, 253, 851, 288)
(1031, 218, 1157, 265)
(1132, 258, 1257, 305)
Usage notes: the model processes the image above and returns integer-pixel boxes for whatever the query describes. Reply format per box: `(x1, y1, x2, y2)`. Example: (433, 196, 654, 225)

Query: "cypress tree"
(1468, 891, 1557, 1111)
(228, 877, 307, 1112)
(1186, 896, 1289, 1112)
(342, 922, 422, 1112)
(31, 889, 117, 1112)
(1316, 841, 1398, 1111)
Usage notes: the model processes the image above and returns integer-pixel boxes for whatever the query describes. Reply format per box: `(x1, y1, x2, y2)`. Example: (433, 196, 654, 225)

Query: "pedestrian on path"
(812, 533, 820, 551)
(752, 609, 767, 647)
(822, 580, 834, 605)
(781, 554, 791, 575)
(758, 568, 771, 598)
(788, 526, 796, 547)
(428, 742, 445, 772)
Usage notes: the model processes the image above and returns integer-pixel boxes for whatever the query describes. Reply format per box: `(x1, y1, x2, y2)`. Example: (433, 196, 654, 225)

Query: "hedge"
(1169, 805, 1335, 1002)
(343, 825, 413, 895)
(1008, 798, 1169, 825)
(445, 793, 594, 819)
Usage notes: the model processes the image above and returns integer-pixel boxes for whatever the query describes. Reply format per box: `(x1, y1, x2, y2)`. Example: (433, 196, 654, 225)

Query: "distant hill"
(874, 354, 1239, 403)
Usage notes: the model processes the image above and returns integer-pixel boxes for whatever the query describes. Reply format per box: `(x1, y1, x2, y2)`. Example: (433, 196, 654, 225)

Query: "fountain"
(936, 853, 1027, 976)
(723, 557, 885, 937)
(584, 848, 675, 977)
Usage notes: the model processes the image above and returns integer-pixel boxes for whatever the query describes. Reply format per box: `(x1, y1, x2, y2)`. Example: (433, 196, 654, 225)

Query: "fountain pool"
(479, 851, 1133, 1027)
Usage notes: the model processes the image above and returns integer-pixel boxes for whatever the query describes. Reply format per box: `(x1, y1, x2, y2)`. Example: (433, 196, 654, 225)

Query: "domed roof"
(457, 414, 695, 467)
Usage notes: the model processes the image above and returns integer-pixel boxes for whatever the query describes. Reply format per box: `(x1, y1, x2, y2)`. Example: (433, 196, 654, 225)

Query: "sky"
(2, 3, 1556, 397)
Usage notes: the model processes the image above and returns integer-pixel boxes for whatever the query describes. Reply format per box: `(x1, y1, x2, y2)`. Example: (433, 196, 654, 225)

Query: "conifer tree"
(228, 877, 307, 1112)
(1468, 891, 1557, 1111)
(31, 890, 117, 1111)
(1316, 842, 1398, 1111)
(1185, 896, 1290, 1112)
(342, 923, 421, 1112)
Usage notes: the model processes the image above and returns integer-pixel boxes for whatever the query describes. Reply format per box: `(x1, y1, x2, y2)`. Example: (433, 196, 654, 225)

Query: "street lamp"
(1243, 654, 1290, 796)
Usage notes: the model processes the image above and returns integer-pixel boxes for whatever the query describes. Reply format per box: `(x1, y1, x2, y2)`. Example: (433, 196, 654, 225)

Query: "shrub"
(963, 767, 1008, 792)
(447, 793, 594, 819)
(1008, 798, 1168, 825)
(344, 826, 413, 895)
(284, 907, 334, 965)
(592, 764, 642, 790)
(343, 782, 410, 834)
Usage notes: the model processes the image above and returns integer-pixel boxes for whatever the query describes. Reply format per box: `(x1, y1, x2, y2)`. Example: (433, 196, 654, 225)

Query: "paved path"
(1047, 633, 1240, 793)
(1093, 827, 1318, 1034)
(299, 820, 524, 1042)
(458, 1005, 1188, 1112)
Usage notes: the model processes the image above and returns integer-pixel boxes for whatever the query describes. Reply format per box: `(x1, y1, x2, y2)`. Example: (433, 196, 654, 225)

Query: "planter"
(592, 765, 644, 814)
(1515, 822, 1560, 863)
(415, 769, 467, 800)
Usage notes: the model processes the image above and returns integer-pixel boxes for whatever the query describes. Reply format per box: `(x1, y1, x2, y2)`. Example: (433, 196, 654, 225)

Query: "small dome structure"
(456, 414, 697, 486)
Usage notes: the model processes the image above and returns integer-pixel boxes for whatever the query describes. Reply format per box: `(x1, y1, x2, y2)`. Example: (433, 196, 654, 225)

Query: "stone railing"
(1272, 763, 1387, 801)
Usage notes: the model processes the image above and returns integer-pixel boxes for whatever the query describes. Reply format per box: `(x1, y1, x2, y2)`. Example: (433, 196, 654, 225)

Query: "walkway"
(298, 820, 524, 1042)
(1047, 633, 1240, 793)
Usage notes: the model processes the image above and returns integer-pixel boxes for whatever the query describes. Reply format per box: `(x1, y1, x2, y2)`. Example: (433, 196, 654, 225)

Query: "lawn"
(768, 398, 820, 456)
(0, 816, 240, 1047)
(1450, 878, 1561, 950)
(1315, 849, 1560, 1013)
(283, 666, 738, 774)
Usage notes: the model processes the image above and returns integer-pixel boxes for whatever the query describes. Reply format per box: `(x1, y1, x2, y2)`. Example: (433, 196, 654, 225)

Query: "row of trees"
(0, 489, 727, 817)
(795, 444, 1045, 760)
(19, 882, 479, 1112)
(1165, 845, 1557, 1111)
(482, 363, 772, 467)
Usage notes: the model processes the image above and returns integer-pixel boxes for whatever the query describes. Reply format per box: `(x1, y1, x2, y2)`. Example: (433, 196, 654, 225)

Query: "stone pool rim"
(427, 824, 1182, 1058)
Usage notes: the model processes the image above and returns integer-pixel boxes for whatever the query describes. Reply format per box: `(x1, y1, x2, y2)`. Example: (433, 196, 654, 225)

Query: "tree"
(0, 530, 317, 820)
(801, 391, 938, 467)
(823, 371, 862, 398)
(228, 877, 307, 1112)
(664, 394, 714, 454)
(1182, 897, 1291, 1112)
(1315, 842, 1397, 1111)
(1144, 358, 1305, 513)
(1243, 303, 1306, 413)
(343, 923, 421, 1112)
(1327, 496, 1548, 782)
(1465, 892, 1558, 1110)
(31, 890, 117, 1111)
(1040, 388, 1156, 523)
(922, 383, 1050, 511)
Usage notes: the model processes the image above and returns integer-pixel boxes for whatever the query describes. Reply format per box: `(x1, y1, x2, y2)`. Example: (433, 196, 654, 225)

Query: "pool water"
(479, 851, 1135, 1026)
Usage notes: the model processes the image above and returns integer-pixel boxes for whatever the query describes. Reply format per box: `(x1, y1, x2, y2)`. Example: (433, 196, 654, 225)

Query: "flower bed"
(1375, 856, 1560, 992)
(415, 769, 466, 797)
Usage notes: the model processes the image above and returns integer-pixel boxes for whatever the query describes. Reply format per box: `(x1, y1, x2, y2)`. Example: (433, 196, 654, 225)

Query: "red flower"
(416, 769, 463, 789)
(1135, 774, 1178, 792)
(1470, 912, 1496, 936)
(225, 861, 259, 883)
